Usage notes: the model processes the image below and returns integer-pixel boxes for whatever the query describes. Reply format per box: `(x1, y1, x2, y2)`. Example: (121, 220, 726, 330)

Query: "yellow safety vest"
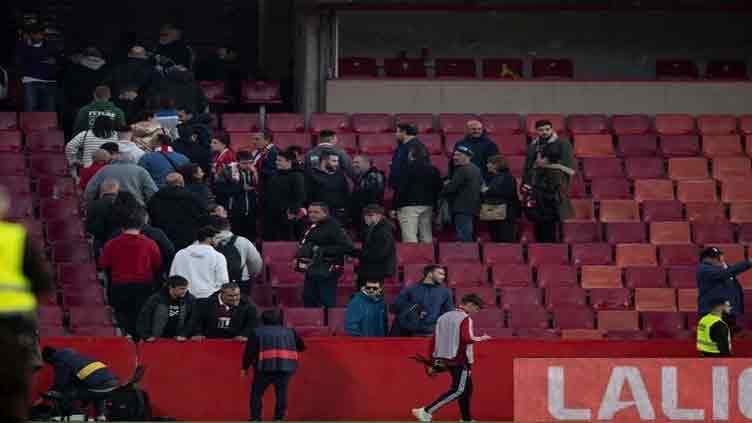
(697, 313, 731, 354)
(0, 222, 36, 314)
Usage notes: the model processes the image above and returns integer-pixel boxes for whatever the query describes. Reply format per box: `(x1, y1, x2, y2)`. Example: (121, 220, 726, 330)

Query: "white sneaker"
(412, 407, 432, 422)
(96, 415, 108, 421)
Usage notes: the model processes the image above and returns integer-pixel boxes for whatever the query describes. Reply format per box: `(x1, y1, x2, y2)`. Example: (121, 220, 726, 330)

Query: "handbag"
(479, 203, 507, 221)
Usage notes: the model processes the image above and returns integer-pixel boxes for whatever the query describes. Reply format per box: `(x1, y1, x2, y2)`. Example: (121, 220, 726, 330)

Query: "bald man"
(104, 44, 162, 99)
(449, 120, 499, 180)
(147, 171, 208, 250)
(79, 148, 112, 190)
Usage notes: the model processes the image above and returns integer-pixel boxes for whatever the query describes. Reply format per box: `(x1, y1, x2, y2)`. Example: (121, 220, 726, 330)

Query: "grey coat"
(441, 162, 483, 216)
(83, 160, 158, 205)
(137, 289, 199, 339)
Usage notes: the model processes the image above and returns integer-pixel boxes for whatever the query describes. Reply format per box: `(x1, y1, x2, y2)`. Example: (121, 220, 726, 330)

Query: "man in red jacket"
(412, 294, 491, 422)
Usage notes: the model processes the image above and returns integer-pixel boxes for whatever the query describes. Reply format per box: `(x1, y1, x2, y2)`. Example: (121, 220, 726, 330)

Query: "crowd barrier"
(35, 337, 752, 421)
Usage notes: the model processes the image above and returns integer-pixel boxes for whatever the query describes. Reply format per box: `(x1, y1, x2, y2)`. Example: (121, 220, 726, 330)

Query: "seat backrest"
(266, 113, 305, 133)
(697, 115, 738, 135)
(655, 114, 696, 135)
(568, 114, 609, 134)
(634, 179, 675, 202)
(383, 58, 427, 77)
(479, 114, 521, 134)
(438, 113, 477, 134)
(616, 244, 657, 267)
(597, 310, 639, 331)
(310, 113, 350, 134)
(600, 200, 640, 222)
(676, 180, 718, 203)
(650, 222, 691, 244)
(635, 288, 677, 311)
(434, 58, 477, 78)
(351, 113, 393, 133)
(571, 243, 613, 266)
(581, 266, 622, 289)
(612, 115, 652, 135)
(527, 243, 569, 267)
(668, 157, 708, 180)
(395, 113, 434, 133)
(222, 113, 258, 132)
(482, 243, 523, 265)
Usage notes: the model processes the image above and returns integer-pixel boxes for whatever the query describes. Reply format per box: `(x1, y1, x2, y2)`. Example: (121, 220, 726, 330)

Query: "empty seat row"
(574, 199, 752, 224)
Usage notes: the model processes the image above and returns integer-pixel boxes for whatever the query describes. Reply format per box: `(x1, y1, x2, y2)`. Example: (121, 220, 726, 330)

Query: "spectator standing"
(62, 47, 108, 132)
(150, 67, 207, 117)
(305, 151, 350, 224)
(85, 179, 120, 255)
(449, 120, 499, 180)
(264, 150, 306, 241)
(295, 203, 355, 308)
(113, 86, 144, 125)
(306, 129, 354, 178)
(393, 144, 442, 243)
(66, 115, 119, 169)
(355, 205, 396, 286)
(286, 145, 306, 170)
(697, 298, 733, 357)
(175, 126, 213, 176)
(210, 217, 263, 295)
(193, 282, 258, 340)
(390, 265, 453, 336)
(252, 130, 279, 194)
(345, 281, 388, 337)
(178, 163, 212, 209)
(155, 24, 193, 69)
(83, 150, 158, 205)
(99, 208, 162, 337)
(129, 111, 162, 152)
(147, 173, 207, 250)
(242, 309, 305, 422)
(214, 150, 258, 241)
(210, 134, 237, 180)
(177, 107, 212, 147)
(117, 130, 147, 163)
(697, 247, 750, 334)
(78, 148, 112, 190)
(350, 155, 386, 232)
(138, 134, 190, 186)
(170, 226, 229, 299)
(442, 146, 482, 242)
(105, 46, 161, 98)
(137, 275, 198, 342)
(73, 86, 126, 134)
(153, 97, 181, 141)
(482, 155, 521, 242)
(389, 123, 429, 190)
(15, 23, 58, 112)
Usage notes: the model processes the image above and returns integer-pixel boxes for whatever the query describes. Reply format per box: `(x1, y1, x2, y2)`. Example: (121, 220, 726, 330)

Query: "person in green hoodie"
(73, 85, 126, 134)
(345, 280, 387, 337)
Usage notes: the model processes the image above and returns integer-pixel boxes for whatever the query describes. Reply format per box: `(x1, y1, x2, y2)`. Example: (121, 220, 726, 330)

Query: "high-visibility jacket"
(0, 222, 35, 314)
(697, 313, 731, 354)
(255, 326, 299, 373)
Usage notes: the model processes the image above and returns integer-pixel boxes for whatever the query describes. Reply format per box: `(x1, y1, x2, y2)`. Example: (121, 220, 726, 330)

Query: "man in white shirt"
(170, 226, 229, 298)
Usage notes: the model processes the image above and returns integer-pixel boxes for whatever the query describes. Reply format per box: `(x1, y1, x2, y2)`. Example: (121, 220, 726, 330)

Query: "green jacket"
(73, 100, 126, 133)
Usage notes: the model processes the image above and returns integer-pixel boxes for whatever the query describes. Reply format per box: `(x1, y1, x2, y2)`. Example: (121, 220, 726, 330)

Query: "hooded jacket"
(214, 230, 263, 281)
(345, 291, 387, 337)
(147, 185, 207, 250)
(74, 100, 127, 134)
(305, 167, 349, 211)
(137, 288, 199, 339)
(138, 149, 190, 186)
(357, 219, 396, 282)
(170, 243, 230, 299)
(450, 134, 500, 180)
(390, 282, 454, 336)
(194, 290, 259, 339)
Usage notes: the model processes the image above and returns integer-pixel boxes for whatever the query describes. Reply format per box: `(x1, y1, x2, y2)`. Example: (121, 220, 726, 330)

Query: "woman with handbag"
(482, 155, 521, 243)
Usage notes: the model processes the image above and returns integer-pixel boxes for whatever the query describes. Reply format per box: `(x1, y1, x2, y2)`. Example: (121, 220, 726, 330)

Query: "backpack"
(216, 235, 244, 282)
(106, 386, 152, 421)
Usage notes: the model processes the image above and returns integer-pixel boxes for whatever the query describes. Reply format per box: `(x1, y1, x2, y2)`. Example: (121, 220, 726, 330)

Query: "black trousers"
(250, 371, 293, 421)
(425, 366, 473, 421)
(109, 283, 154, 338)
(534, 221, 559, 243)
(488, 220, 517, 243)
(303, 272, 341, 308)
(231, 214, 257, 243)
(263, 210, 295, 242)
(0, 316, 36, 423)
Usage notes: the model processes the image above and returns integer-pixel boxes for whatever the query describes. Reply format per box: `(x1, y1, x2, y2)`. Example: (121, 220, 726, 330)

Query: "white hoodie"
(170, 243, 229, 298)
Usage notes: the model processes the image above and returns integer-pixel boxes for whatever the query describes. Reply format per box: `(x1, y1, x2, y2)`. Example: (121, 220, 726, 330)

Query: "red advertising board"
(514, 358, 752, 422)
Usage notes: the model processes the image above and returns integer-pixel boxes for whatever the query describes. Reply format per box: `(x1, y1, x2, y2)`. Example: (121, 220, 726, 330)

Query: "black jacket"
(142, 226, 176, 271)
(357, 219, 397, 282)
(185, 182, 211, 210)
(85, 193, 118, 242)
(442, 162, 483, 216)
(697, 261, 750, 315)
(389, 137, 430, 190)
(105, 57, 162, 97)
(194, 291, 259, 339)
(296, 217, 355, 267)
(137, 288, 199, 339)
(450, 135, 500, 180)
(177, 113, 213, 148)
(352, 167, 386, 208)
(265, 168, 306, 214)
(62, 60, 109, 111)
(484, 170, 521, 220)
(174, 137, 212, 175)
(149, 69, 208, 115)
(305, 168, 350, 211)
(155, 40, 193, 68)
(147, 186, 208, 250)
(213, 166, 256, 217)
(393, 161, 443, 209)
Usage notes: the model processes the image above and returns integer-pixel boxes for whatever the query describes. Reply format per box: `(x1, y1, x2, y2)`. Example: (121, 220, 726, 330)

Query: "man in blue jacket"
(345, 280, 387, 337)
(138, 134, 190, 186)
(390, 265, 454, 336)
(697, 247, 751, 333)
(389, 123, 429, 190)
(449, 120, 499, 181)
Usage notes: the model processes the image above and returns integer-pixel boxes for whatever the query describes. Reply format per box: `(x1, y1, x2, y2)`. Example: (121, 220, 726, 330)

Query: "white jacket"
(170, 243, 229, 298)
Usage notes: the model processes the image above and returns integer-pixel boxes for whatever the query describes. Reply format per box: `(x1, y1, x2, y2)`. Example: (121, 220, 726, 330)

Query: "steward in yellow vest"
(697, 298, 733, 357)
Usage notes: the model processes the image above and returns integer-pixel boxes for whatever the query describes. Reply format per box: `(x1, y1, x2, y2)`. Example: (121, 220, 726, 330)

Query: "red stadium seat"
(222, 113, 258, 132)
(597, 310, 639, 331)
(383, 58, 427, 78)
(656, 59, 698, 80)
(561, 329, 604, 340)
(635, 179, 675, 202)
(668, 157, 708, 180)
(525, 114, 566, 137)
(553, 307, 595, 330)
(20, 112, 57, 132)
(642, 200, 683, 222)
(240, 80, 281, 105)
(635, 288, 677, 311)
(617, 134, 659, 157)
(545, 287, 587, 310)
(527, 243, 569, 267)
(660, 135, 701, 157)
(229, 132, 255, 152)
(56, 262, 98, 287)
(68, 307, 114, 335)
(705, 60, 747, 80)
(262, 242, 299, 264)
(268, 263, 304, 287)
(284, 308, 325, 327)
(605, 222, 648, 244)
(0, 130, 22, 152)
(479, 114, 521, 134)
(30, 153, 68, 177)
(677, 180, 718, 203)
(731, 203, 752, 223)
(567, 199, 595, 221)
(275, 286, 305, 307)
(266, 113, 305, 133)
(667, 266, 696, 289)
(616, 244, 657, 267)
(359, 133, 395, 154)
(507, 304, 549, 329)
(338, 57, 378, 77)
(5, 194, 33, 219)
(655, 114, 696, 135)
(536, 265, 577, 288)
(482, 243, 523, 265)
(396, 243, 435, 267)
(568, 114, 609, 134)
(562, 222, 601, 243)
(650, 222, 691, 244)
(327, 308, 347, 335)
(40, 198, 81, 221)
(590, 177, 631, 200)
(38, 305, 64, 326)
(698, 115, 738, 135)
(494, 134, 527, 156)
(472, 309, 506, 329)
(625, 157, 665, 180)
(581, 266, 622, 289)
(273, 133, 311, 152)
(251, 285, 274, 307)
(612, 115, 652, 135)
(434, 58, 477, 78)
(351, 113, 393, 133)
(199, 81, 229, 105)
(395, 114, 434, 133)
(505, 155, 526, 179)
(446, 264, 486, 287)
(642, 312, 687, 338)
(455, 287, 497, 307)
(46, 220, 87, 242)
(677, 289, 698, 312)
(403, 264, 430, 285)
(419, 133, 444, 155)
(600, 200, 640, 222)
(2, 176, 31, 195)
(741, 116, 752, 135)
(490, 265, 532, 287)
(438, 242, 480, 263)
(659, 244, 699, 266)
(703, 135, 743, 158)
(624, 267, 667, 288)
(482, 58, 523, 79)
(37, 177, 77, 199)
(571, 243, 612, 266)
(722, 177, 752, 202)
(685, 202, 727, 223)
(692, 222, 735, 244)
(590, 289, 632, 310)
(605, 330, 649, 340)
(582, 157, 624, 179)
(0, 111, 17, 130)
(310, 113, 350, 134)
(438, 114, 476, 135)
(532, 58, 573, 79)
(713, 157, 751, 181)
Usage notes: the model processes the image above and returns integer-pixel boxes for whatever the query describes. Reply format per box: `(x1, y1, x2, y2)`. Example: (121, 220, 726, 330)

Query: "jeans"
(454, 213, 475, 242)
(398, 206, 433, 243)
(23, 81, 56, 112)
(250, 371, 293, 421)
(303, 271, 340, 308)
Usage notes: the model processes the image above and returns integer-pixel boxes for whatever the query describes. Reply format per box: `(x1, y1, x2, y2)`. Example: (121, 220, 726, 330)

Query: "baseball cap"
(455, 145, 474, 158)
(699, 247, 723, 261)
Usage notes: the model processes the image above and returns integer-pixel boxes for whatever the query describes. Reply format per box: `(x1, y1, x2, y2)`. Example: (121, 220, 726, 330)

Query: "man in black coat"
(356, 205, 396, 286)
(305, 150, 350, 224)
(449, 120, 499, 181)
(264, 150, 306, 241)
(192, 282, 259, 341)
(350, 155, 386, 233)
(104, 46, 161, 98)
(147, 173, 207, 250)
(85, 179, 120, 257)
(697, 247, 751, 333)
(149, 67, 208, 116)
(137, 275, 198, 342)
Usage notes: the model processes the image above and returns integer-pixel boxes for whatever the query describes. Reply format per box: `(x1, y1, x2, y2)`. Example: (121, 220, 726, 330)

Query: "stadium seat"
(569, 175, 587, 198)
(229, 132, 255, 152)
(5, 194, 33, 219)
(275, 286, 305, 307)
(532, 58, 573, 79)
(327, 308, 347, 335)
(36, 177, 77, 199)
(574, 134, 615, 157)
(731, 203, 752, 223)
(351, 113, 393, 133)
(46, 220, 86, 242)
(310, 113, 350, 134)
(590, 288, 632, 310)
(284, 308, 325, 327)
(553, 307, 595, 330)
(698, 114, 738, 135)
(705, 60, 747, 80)
(420, 133, 444, 155)
(240, 80, 281, 105)
(199, 80, 229, 105)
(268, 263, 305, 287)
(0, 131, 22, 152)
(722, 178, 752, 202)
(506, 155, 526, 179)
(438, 242, 480, 263)
(617, 134, 659, 157)
(667, 266, 696, 289)
(600, 200, 640, 222)
(438, 114, 476, 135)
(641, 200, 684, 222)
(490, 264, 532, 287)
(68, 307, 115, 336)
(612, 115, 652, 135)
(659, 244, 699, 266)
(650, 222, 691, 244)
(625, 157, 665, 179)
(571, 243, 612, 266)
(20, 112, 57, 132)
(677, 180, 718, 203)
(338, 57, 378, 77)
(685, 202, 726, 223)
(0, 111, 17, 130)
(635, 288, 677, 311)
(481, 58, 524, 79)
(251, 285, 274, 307)
(525, 114, 566, 136)
(677, 289, 698, 312)
(262, 241, 298, 264)
(703, 135, 743, 157)
(568, 114, 609, 135)
(273, 133, 311, 152)
(713, 157, 751, 181)
(479, 114, 521, 134)
(660, 135, 701, 157)
(528, 243, 569, 267)
(383, 58, 427, 78)
(395, 114, 434, 133)
(359, 133, 396, 154)
(482, 243, 523, 265)
(63, 289, 106, 307)
(507, 304, 550, 329)
(472, 309, 506, 329)
(536, 265, 578, 288)
(446, 263, 486, 287)
(656, 59, 699, 79)
(582, 157, 623, 179)
(222, 113, 258, 132)
(500, 288, 543, 310)
(624, 267, 667, 288)
(336, 134, 360, 155)
(434, 58, 477, 78)
(266, 113, 305, 133)
(57, 263, 98, 287)
(581, 266, 622, 289)
(616, 244, 657, 267)
(741, 116, 752, 135)
(605, 222, 648, 244)
(545, 287, 588, 310)
(568, 199, 595, 221)
(641, 312, 687, 338)
(634, 179, 675, 202)
(692, 222, 735, 244)
(590, 177, 631, 200)
(38, 305, 64, 327)
(597, 310, 639, 331)
(668, 157, 709, 180)
(29, 154, 68, 177)
(561, 222, 601, 243)
(561, 329, 605, 340)
(40, 198, 81, 221)
(403, 264, 431, 285)
(655, 114, 696, 135)
(494, 134, 527, 156)
(2, 176, 31, 195)
(604, 330, 650, 340)
(396, 243, 435, 267)
(455, 287, 497, 307)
